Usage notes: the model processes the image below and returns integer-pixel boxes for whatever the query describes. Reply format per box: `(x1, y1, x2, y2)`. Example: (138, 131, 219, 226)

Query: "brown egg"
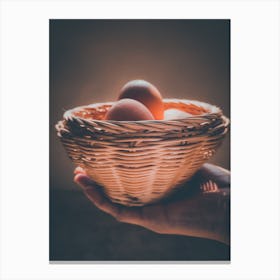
(105, 98, 155, 121)
(118, 80, 164, 120)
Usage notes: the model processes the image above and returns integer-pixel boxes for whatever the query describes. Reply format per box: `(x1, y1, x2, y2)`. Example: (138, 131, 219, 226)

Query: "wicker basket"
(55, 98, 229, 206)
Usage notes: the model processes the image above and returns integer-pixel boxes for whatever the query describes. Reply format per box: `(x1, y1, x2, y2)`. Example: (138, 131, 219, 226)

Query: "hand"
(74, 164, 230, 245)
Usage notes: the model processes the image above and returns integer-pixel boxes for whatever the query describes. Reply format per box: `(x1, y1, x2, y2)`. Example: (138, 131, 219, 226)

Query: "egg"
(164, 109, 193, 120)
(118, 80, 164, 120)
(105, 98, 155, 121)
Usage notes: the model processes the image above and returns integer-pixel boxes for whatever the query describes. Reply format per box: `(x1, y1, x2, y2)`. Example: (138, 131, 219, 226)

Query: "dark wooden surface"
(49, 190, 230, 261)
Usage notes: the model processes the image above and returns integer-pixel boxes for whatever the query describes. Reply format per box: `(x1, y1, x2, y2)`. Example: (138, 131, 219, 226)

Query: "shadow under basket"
(56, 98, 229, 206)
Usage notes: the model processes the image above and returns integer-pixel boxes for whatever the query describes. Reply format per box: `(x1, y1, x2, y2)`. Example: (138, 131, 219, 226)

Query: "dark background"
(50, 20, 230, 261)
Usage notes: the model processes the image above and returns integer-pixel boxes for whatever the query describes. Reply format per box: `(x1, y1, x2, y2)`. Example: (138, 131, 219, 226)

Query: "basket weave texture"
(56, 98, 229, 206)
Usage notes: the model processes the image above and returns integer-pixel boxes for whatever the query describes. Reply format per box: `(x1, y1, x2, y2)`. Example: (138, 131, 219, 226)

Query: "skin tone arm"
(74, 163, 230, 245)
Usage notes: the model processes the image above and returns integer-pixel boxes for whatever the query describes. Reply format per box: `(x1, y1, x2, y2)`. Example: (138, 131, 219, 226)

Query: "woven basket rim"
(63, 98, 223, 124)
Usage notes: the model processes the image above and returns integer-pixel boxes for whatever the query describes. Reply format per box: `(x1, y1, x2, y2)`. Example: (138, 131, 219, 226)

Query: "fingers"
(74, 173, 121, 214)
(191, 163, 230, 190)
(201, 163, 230, 176)
(85, 186, 143, 226)
(74, 173, 144, 226)
(74, 173, 96, 190)
(84, 188, 121, 217)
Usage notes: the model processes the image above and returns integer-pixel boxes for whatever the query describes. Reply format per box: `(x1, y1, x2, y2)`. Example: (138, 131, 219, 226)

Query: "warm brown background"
(50, 20, 230, 261)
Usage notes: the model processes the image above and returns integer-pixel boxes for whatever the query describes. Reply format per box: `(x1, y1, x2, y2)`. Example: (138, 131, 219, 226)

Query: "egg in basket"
(55, 80, 229, 206)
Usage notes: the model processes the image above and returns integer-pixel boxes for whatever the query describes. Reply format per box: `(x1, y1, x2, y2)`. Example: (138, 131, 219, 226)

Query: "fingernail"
(74, 166, 85, 175)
